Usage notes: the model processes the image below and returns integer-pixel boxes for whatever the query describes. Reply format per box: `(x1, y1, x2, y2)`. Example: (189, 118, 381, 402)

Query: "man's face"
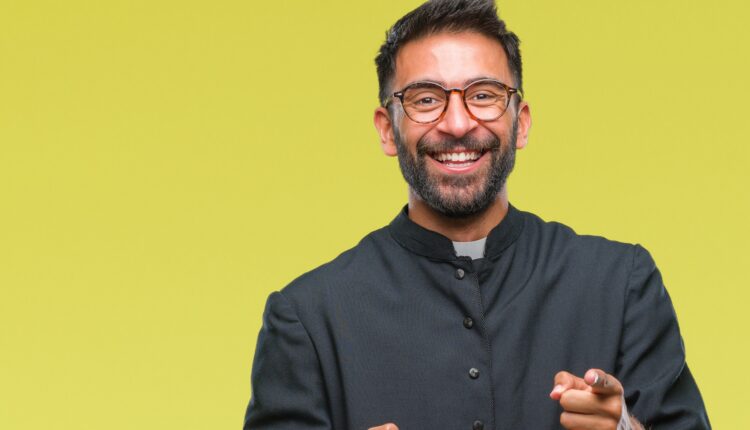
(376, 31, 529, 217)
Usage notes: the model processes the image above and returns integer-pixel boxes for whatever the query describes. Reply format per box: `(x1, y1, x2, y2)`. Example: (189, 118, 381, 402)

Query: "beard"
(394, 119, 517, 218)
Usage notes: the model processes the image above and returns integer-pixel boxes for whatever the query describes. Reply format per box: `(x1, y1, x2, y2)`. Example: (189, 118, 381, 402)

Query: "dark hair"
(375, 0, 522, 107)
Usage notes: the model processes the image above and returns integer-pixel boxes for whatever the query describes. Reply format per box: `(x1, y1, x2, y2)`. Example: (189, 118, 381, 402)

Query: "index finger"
(584, 368, 623, 396)
(550, 371, 589, 400)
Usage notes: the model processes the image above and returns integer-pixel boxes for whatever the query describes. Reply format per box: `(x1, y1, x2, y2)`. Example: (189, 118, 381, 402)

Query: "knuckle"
(605, 398, 623, 418)
(554, 370, 571, 383)
(559, 412, 573, 428)
(558, 390, 572, 407)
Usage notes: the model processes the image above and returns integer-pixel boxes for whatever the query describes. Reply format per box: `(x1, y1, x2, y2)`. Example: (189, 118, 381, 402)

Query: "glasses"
(388, 79, 520, 124)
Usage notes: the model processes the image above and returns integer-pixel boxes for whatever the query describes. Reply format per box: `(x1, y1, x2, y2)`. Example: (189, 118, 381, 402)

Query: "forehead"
(394, 31, 511, 89)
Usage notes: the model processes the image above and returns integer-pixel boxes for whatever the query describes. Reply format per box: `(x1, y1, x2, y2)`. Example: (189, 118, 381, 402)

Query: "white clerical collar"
(452, 237, 487, 260)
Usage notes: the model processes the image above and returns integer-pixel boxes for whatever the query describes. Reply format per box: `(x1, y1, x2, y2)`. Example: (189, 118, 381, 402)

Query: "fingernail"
(552, 384, 564, 394)
(592, 373, 600, 385)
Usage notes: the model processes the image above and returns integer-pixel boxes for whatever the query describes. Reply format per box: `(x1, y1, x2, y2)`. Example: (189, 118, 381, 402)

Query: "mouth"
(426, 148, 490, 173)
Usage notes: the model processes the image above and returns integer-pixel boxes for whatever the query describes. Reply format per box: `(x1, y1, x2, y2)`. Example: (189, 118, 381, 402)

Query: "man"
(244, 0, 710, 429)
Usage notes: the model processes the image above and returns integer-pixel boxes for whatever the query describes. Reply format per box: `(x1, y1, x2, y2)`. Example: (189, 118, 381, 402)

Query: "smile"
(427, 149, 489, 173)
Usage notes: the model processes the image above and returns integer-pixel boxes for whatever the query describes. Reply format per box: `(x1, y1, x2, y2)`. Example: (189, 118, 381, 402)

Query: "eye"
(415, 97, 438, 105)
(403, 85, 446, 111)
(466, 88, 505, 106)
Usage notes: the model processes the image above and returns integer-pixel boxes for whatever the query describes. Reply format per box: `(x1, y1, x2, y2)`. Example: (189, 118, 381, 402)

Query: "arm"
(616, 244, 710, 428)
(549, 244, 710, 429)
(243, 292, 332, 429)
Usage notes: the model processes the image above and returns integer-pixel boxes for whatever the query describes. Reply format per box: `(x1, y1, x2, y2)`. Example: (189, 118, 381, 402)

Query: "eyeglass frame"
(386, 78, 522, 124)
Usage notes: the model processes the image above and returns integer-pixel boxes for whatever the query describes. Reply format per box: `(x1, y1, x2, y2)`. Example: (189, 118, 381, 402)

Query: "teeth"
(435, 151, 481, 162)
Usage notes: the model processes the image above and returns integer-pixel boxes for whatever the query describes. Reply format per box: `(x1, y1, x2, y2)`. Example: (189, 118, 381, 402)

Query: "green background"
(1, 0, 748, 428)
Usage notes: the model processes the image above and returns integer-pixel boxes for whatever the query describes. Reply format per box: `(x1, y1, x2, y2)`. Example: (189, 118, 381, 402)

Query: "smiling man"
(243, 1, 710, 429)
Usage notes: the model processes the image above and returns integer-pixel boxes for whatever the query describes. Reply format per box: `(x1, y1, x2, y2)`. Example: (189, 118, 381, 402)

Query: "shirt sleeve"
(243, 291, 333, 429)
(618, 244, 711, 429)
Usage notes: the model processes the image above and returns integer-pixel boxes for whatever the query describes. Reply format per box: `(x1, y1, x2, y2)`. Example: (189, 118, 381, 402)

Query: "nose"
(434, 91, 479, 138)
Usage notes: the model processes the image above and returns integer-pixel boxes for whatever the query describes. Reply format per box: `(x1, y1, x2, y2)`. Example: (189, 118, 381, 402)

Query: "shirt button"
(455, 268, 465, 279)
(469, 367, 480, 379)
(473, 420, 484, 430)
(463, 317, 474, 329)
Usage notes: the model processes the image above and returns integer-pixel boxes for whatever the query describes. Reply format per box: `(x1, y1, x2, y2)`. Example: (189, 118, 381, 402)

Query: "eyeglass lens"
(401, 81, 510, 123)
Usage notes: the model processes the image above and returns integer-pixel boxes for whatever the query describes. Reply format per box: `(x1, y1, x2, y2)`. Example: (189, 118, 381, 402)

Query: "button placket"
(459, 263, 494, 430)
(451, 260, 492, 430)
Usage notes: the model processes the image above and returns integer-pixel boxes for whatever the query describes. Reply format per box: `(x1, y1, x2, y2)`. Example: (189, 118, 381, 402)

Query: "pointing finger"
(584, 368, 623, 396)
(551, 371, 589, 400)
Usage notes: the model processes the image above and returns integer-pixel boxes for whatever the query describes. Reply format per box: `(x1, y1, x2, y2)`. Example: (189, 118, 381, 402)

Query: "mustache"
(416, 135, 501, 157)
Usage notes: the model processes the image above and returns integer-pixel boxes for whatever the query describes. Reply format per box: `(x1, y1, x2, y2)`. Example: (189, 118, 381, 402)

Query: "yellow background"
(1, 0, 748, 428)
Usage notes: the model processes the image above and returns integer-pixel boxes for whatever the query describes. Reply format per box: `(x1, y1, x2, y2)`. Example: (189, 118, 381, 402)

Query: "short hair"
(375, 0, 522, 108)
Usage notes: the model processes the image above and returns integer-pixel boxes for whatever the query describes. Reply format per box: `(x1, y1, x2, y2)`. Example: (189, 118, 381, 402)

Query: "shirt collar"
(387, 202, 525, 261)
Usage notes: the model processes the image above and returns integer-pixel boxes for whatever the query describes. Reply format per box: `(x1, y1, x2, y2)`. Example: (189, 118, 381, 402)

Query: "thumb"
(584, 368, 623, 396)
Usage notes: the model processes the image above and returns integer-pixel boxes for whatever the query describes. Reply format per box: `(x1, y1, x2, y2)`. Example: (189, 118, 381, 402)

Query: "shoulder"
(515, 209, 668, 316)
(275, 224, 393, 309)
(516, 208, 644, 277)
(519, 207, 638, 255)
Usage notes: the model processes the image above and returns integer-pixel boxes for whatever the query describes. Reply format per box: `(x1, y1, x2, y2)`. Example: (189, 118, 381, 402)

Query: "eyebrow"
(403, 76, 507, 89)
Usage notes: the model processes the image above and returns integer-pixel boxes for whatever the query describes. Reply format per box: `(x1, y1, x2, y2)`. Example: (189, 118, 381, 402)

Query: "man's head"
(373, 0, 531, 218)
(375, 0, 523, 109)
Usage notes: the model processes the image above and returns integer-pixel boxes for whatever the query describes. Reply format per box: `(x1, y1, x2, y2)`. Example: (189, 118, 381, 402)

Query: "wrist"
(618, 398, 645, 430)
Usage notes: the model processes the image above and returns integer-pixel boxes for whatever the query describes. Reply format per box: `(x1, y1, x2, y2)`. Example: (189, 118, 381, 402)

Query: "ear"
(514, 100, 532, 150)
(374, 106, 398, 157)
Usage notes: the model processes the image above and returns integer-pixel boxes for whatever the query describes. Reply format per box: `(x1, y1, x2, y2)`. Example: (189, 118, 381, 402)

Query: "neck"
(407, 187, 509, 242)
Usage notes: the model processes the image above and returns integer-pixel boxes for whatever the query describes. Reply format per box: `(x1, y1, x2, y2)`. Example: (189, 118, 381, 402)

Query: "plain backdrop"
(1, 0, 748, 428)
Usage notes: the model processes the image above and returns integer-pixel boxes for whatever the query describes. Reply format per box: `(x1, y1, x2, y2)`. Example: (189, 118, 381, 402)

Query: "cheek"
(400, 124, 432, 151)
(481, 124, 510, 147)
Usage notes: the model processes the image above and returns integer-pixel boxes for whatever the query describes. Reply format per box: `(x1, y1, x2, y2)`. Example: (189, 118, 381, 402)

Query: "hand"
(368, 424, 398, 430)
(550, 368, 643, 430)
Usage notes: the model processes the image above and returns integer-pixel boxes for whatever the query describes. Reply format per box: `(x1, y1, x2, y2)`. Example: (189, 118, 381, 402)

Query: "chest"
(313, 256, 627, 429)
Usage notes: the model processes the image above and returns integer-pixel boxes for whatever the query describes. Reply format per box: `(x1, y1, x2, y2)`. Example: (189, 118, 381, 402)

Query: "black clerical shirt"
(244, 204, 710, 429)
